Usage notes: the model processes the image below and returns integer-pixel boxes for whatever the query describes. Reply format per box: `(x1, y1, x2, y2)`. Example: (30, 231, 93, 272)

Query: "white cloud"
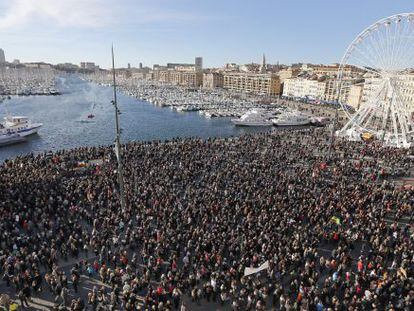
(0, 0, 111, 30)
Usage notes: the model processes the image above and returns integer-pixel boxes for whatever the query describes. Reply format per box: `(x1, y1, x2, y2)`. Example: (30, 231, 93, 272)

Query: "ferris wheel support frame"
(336, 13, 414, 148)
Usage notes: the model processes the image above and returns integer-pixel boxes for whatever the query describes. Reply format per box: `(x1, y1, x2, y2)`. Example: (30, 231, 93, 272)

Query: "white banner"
(244, 260, 269, 276)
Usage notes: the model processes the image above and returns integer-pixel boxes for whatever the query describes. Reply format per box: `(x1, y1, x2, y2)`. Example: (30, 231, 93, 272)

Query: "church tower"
(260, 53, 266, 73)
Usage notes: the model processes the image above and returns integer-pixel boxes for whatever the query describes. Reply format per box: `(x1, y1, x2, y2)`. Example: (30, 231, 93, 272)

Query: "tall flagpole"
(328, 80, 341, 160)
(111, 45, 126, 212)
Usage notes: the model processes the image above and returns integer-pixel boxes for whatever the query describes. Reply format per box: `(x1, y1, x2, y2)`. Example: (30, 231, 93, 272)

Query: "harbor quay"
(85, 73, 342, 124)
(0, 128, 413, 310)
(86, 74, 279, 119)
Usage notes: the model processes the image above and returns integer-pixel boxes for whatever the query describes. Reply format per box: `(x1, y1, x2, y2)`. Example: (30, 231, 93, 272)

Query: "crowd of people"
(0, 128, 413, 310)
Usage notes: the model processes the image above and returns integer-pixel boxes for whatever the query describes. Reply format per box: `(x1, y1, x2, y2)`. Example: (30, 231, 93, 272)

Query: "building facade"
(278, 67, 300, 83)
(195, 57, 203, 71)
(347, 84, 364, 109)
(282, 78, 326, 100)
(0, 49, 5, 63)
(282, 77, 363, 104)
(80, 62, 98, 70)
(152, 69, 203, 87)
(203, 72, 224, 88)
(313, 64, 365, 78)
(223, 73, 281, 95)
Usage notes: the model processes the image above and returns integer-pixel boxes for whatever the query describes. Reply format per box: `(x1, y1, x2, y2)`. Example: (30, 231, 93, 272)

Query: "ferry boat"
(231, 109, 273, 126)
(271, 112, 311, 126)
(0, 116, 43, 138)
(0, 133, 26, 146)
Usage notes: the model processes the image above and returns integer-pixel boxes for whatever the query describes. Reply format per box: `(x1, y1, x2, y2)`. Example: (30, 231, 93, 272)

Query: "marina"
(88, 76, 277, 119)
(0, 66, 59, 96)
(0, 75, 274, 162)
(87, 74, 333, 126)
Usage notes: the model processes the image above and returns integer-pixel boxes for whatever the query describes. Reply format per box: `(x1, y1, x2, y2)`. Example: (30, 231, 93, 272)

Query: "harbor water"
(0, 75, 271, 162)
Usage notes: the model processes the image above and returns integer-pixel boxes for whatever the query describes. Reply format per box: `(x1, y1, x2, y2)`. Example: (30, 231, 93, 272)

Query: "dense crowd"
(0, 128, 413, 310)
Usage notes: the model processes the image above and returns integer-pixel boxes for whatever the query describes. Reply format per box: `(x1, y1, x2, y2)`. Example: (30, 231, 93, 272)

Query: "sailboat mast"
(111, 45, 127, 212)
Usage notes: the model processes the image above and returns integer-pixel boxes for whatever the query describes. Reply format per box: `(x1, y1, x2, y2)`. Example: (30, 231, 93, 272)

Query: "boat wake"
(77, 119, 96, 124)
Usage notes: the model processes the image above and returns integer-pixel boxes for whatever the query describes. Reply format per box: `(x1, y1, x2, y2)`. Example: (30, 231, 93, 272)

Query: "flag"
(244, 260, 269, 276)
(331, 216, 341, 225)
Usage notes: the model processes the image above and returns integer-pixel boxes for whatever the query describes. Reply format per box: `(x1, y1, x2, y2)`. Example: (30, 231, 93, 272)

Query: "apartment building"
(278, 67, 300, 82)
(152, 69, 203, 87)
(313, 64, 365, 77)
(282, 78, 325, 100)
(347, 84, 364, 109)
(223, 73, 281, 95)
(203, 72, 224, 88)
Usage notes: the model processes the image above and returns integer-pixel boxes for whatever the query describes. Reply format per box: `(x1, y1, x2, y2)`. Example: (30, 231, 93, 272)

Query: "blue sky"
(0, 0, 413, 68)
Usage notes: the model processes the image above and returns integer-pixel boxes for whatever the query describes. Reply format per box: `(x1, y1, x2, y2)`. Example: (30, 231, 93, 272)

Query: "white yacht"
(272, 112, 310, 126)
(231, 109, 273, 126)
(0, 133, 26, 146)
(0, 116, 43, 138)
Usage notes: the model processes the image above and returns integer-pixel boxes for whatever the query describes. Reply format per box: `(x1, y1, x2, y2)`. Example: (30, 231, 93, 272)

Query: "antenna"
(111, 45, 127, 212)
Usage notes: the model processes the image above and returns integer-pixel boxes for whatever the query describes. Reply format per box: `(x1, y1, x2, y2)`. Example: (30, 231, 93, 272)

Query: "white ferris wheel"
(337, 13, 414, 148)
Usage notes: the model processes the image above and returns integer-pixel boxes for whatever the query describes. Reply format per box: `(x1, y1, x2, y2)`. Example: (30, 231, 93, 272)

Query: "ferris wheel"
(337, 13, 414, 148)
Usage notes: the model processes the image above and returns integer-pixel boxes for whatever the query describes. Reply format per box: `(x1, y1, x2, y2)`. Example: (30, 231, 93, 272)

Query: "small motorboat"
(87, 114, 95, 119)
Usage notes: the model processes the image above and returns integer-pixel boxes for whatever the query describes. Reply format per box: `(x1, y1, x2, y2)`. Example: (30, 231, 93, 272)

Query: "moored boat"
(0, 116, 43, 137)
(271, 112, 311, 126)
(231, 109, 273, 126)
(0, 133, 26, 147)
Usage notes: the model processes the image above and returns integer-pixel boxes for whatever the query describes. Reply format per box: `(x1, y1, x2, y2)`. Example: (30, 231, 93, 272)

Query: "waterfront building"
(152, 69, 170, 83)
(324, 79, 357, 102)
(203, 72, 224, 88)
(323, 79, 340, 102)
(150, 57, 204, 86)
(0, 48, 5, 63)
(58, 63, 79, 69)
(170, 70, 203, 87)
(129, 67, 151, 80)
(152, 69, 203, 87)
(139, 62, 143, 69)
(347, 84, 364, 109)
(24, 62, 53, 69)
(396, 74, 414, 105)
(283, 76, 363, 104)
(282, 78, 326, 99)
(223, 72, 281, 95)
(80, 62, 98, 70)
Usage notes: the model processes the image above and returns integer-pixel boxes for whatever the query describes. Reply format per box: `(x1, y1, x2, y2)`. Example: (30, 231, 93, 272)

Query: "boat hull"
(16, 124, 43, 137)
(272, 121, 310, 126)
(0, 135, 26, 147)
(232, 120, 273, 127)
